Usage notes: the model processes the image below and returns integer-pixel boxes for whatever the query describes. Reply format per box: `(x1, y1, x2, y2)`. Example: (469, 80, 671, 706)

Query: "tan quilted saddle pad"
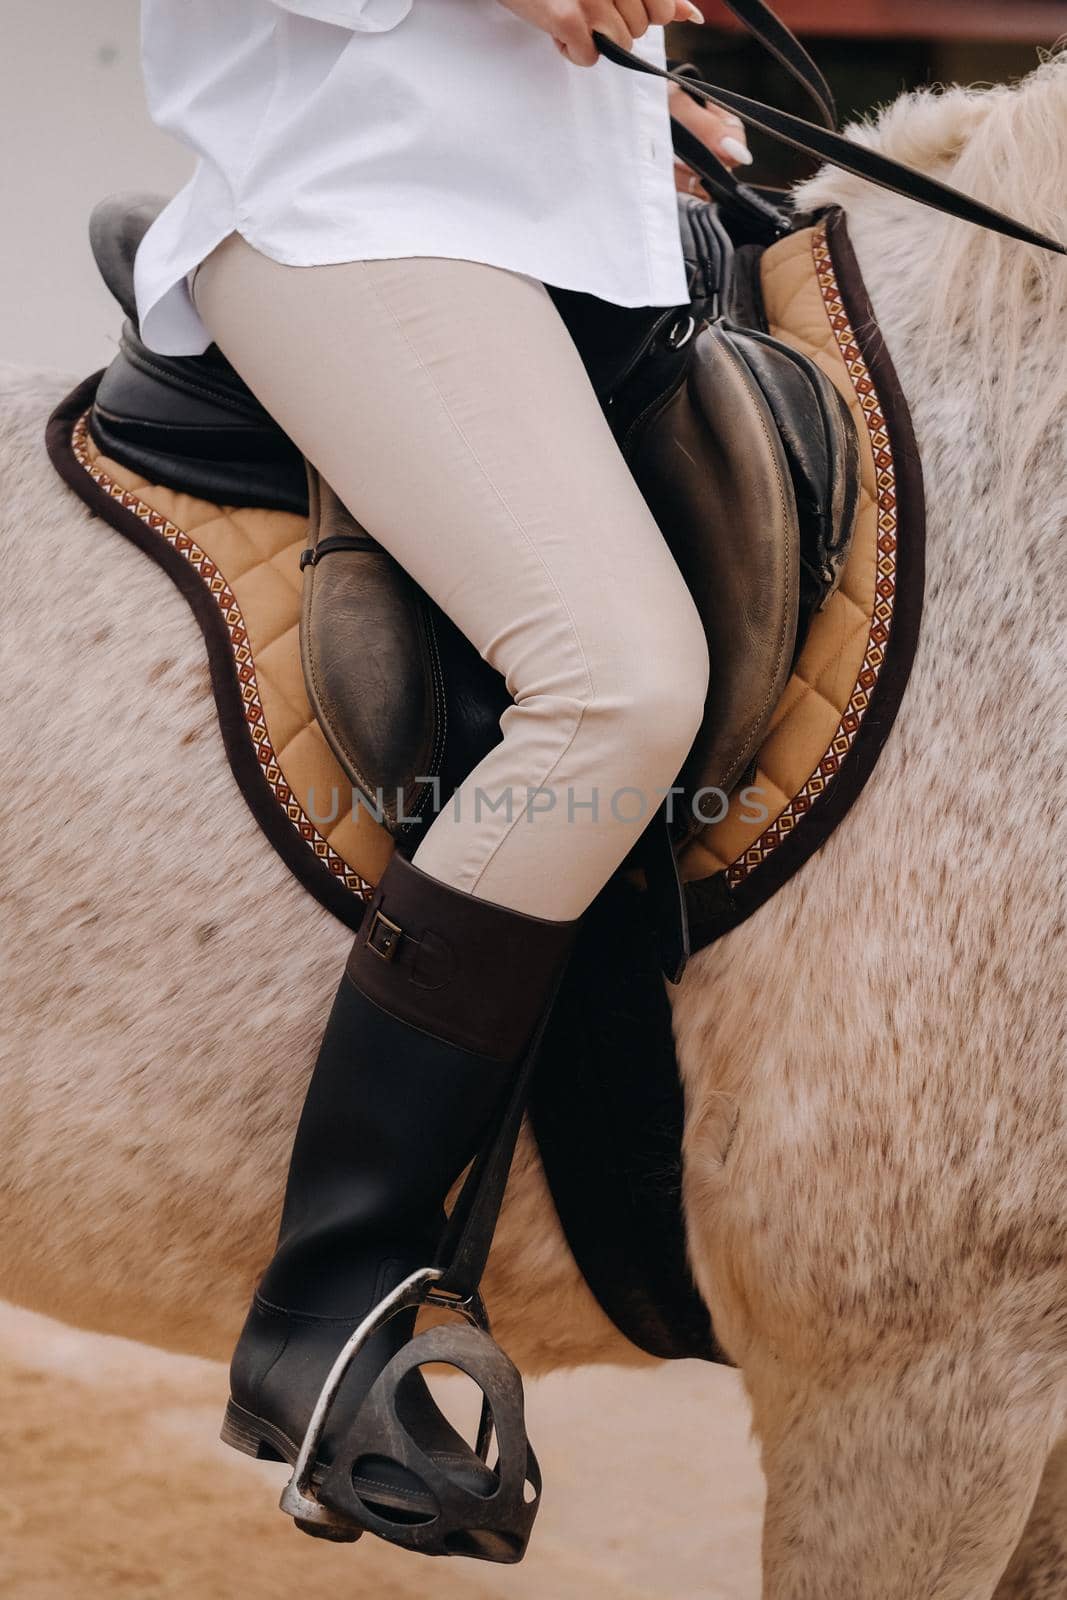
(55, 211, 923, 948)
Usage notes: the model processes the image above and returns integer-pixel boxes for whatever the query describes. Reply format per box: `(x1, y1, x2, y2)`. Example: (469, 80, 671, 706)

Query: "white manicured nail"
(681, 2, 705, 21)
(721, 136, 753, 166)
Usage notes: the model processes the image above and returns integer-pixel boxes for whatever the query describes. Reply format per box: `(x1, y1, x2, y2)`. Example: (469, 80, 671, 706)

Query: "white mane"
(795, 50, 1067, 521)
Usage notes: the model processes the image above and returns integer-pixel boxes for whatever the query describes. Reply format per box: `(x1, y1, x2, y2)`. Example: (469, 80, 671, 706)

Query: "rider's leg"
(193, 237, 709, 918)
(192, 236, 709, 1538)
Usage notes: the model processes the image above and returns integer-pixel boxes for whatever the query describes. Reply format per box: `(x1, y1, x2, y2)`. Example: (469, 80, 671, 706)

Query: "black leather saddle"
(87, 189, 862, 981)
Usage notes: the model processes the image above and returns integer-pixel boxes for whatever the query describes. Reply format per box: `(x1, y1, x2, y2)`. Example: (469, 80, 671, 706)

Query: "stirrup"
(279, 1267, 542, 1562)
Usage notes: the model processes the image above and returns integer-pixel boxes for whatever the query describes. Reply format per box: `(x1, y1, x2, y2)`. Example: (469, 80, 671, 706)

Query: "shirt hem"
(140, 223, 690, 356)
(237, 223, 689, 307)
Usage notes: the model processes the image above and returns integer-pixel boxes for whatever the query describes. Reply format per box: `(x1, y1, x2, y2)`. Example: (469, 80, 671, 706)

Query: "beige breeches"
(193, 237, 709, 920)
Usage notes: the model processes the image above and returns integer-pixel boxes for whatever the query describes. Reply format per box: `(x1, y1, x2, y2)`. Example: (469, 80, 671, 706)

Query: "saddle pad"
(681, 210, 924, 946)
(46, 207, 924, 1365)
(49, 391, 389, 934)
(49, 210, 922, 944)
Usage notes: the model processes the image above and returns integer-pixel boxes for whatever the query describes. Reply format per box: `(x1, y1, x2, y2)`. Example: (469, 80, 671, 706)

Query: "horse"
(1, 55, 1065, 1599)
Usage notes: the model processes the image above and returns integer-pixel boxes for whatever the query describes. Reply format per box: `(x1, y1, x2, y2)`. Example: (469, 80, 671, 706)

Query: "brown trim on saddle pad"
(45, 374, 375, 935)
(684, 210, 926, 951)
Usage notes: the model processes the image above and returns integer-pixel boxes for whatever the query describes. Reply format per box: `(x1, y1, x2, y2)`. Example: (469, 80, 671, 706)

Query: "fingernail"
(721, 135, 753, 166)
(682, 2, 705, 21)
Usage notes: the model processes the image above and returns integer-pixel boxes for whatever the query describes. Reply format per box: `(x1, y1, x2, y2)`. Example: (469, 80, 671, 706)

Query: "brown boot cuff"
(346, 853, 578, 1061)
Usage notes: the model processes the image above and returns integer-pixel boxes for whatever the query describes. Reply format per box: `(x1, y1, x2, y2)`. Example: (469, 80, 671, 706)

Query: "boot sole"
(220, 1398, 294, 1465)
(221, 1398, 442, 1524)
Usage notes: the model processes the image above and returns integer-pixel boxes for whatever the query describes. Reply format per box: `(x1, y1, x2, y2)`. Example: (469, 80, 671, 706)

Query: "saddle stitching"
(122, 339, 268, 420)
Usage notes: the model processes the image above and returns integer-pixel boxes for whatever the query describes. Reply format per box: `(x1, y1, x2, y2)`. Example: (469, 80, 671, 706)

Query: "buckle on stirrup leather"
(366, 909, 403, 962)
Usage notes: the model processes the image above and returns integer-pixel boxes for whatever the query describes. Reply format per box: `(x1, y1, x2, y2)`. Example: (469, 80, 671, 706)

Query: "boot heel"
(221, 1399, 286, 1462)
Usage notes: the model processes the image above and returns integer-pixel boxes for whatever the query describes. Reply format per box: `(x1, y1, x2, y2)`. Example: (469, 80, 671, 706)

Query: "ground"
(0, 1304, 763, 1600)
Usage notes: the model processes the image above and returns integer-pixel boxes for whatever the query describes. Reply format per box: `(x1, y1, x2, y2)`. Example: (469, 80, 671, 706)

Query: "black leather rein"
(596, 32, 1067, 257)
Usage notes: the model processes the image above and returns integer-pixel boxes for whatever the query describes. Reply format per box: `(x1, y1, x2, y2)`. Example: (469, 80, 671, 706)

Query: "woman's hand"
(495, 0, 705, 68)
(669, 83, 753, 189)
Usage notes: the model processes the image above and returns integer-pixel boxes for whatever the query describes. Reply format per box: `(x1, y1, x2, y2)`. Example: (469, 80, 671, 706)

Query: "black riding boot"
(222, 852, 576, 1557)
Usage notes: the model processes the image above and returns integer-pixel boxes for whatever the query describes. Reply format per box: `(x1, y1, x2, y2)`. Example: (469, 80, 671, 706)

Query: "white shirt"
(134, 0, 689, 356)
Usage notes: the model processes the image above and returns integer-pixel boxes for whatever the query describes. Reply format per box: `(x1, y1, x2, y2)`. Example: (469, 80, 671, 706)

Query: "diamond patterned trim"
(71, 415, 374, 902)
(725, 220, 898, 887)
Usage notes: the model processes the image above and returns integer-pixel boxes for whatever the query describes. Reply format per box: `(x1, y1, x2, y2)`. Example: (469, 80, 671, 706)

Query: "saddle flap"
(726, 325, 861, 639)
(301, 471, 511, 842)
(626, 320, 801, 816)
(301, 473, 443, 832)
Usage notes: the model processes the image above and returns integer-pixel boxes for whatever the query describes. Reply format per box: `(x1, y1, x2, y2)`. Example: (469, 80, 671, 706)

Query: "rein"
(596, 14, 1065, 255)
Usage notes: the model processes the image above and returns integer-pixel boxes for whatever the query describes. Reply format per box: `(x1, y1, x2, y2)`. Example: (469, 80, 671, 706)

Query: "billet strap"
(719, 0, 836, 129)
(634, 802, 690, 984)
(599, 34, 1067, 256)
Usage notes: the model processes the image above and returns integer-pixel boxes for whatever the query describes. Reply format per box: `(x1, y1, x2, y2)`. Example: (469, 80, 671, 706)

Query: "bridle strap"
(598, 33, 1066, 256)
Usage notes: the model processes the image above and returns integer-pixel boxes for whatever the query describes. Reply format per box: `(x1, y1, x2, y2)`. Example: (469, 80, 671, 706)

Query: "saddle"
(88, 186, 860, 973)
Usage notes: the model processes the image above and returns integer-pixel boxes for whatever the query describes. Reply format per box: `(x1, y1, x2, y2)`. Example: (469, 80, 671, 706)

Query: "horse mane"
(794, 50, 1067, 518)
